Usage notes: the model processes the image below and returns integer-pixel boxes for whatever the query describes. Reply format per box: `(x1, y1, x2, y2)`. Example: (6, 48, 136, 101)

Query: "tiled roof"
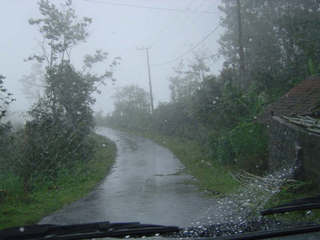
(282, 115, 320, 135)
(259, 76, 320, 124)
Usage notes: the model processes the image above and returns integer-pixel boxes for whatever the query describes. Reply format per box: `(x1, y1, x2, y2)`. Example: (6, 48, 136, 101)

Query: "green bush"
(209, 132, 235, 165)
(229, 122, 268, 174)
(210, 122, 268, 174)
(18, 120, 95, 191)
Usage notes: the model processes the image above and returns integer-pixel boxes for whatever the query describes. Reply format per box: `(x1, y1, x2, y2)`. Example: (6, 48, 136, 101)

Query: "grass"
(0, 133, 116, 230)
(149, 135, 239, 195)
(113, 127, 240, 196)
(263, 180, 320, 223)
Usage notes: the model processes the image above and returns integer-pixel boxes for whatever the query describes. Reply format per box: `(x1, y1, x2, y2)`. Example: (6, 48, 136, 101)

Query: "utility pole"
(237, 0, 245, 89)
(138, 47, 154, 113)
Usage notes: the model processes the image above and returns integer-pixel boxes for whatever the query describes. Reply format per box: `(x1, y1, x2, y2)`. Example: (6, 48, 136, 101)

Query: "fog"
(1, 0, 223, 116)
(3, 1, 320, 236)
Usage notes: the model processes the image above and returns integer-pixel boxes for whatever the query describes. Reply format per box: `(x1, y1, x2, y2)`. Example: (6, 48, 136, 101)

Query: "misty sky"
(1, 0, 223, 116)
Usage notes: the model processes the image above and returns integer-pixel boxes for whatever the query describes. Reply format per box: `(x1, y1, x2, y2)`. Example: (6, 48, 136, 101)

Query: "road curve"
(40, 127, 220, 227)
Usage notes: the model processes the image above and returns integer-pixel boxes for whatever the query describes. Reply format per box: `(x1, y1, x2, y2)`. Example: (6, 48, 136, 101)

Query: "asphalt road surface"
(40, 127, 220, 227)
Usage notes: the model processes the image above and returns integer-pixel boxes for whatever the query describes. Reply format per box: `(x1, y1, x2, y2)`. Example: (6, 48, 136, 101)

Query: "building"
(259, 76, 320, 181)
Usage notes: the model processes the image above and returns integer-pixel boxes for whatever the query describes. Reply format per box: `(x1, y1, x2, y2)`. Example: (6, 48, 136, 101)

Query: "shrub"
(229, 122, 268, 174)
(209, 122, 268, 175)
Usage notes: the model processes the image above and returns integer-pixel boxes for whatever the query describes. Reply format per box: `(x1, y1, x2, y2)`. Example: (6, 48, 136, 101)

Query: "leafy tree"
(28, 0, 92, 66)
(219, 0, 320, 97)
(169, 56, 209, 103)
(109, 85, 151, 130)
(26, 0, 118, 133)
(190, 76, 223, 127)
(17, 0, 118, 190)
(27, 0, 118, 128)
(20, 63, 45, 103)
(94, 110, 106, 126)
(151, 101, 197, 139)
(0, 75, 16, 178)
(0, 75, 15, 121)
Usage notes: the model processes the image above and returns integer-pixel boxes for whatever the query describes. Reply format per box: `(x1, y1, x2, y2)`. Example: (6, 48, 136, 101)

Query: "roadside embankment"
(146, 134, 239, 195)
(0, 133, 116, 229)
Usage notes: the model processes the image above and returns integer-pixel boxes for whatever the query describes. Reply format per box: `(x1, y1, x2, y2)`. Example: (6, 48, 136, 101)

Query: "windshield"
(1, 0, 320, 239)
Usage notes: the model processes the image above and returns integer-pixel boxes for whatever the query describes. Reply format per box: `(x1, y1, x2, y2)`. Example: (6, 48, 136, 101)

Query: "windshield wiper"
(3, 220, 320, 240)
(261, 195, 320, 215)
(0, 221, 180, 240)
(210, 224, 320, 240)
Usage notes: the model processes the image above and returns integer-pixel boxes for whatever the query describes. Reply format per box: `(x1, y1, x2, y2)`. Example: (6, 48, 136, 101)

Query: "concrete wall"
(268, 116, 320, 182)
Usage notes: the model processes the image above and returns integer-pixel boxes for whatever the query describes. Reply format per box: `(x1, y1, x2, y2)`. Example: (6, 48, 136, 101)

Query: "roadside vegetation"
(0, 0, 118, 229)
(96, 0, 320, 201)
(0, 134, 116, 229)
(118, 130, 239, 195)
(150, 135, 239, 195)
(263, 181, 320, 223)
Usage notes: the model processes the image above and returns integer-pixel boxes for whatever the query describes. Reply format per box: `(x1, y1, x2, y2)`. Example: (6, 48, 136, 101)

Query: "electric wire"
(145, 0, 195, 48)
(145, 0, 219, 65)
(82, 0, 216, 14)
(81, 0, 221, 71)
(151, 24, 220, 67)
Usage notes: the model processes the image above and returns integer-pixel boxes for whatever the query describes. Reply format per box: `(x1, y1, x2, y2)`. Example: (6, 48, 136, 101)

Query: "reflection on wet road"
(40, 128, 219, 227)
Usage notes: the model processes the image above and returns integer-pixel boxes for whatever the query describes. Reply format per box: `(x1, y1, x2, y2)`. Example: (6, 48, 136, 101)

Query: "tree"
(109, 85, 151, 130)
(28, 0, 92, 66)
(18, 0, 118, 189)
(27, 0, 118, 128)
(0, 75, 14, 121)
(169, 56, 210, 103)
(94, 110, 106, 126)
(0, 75, 15, 177)
(20, 63, 45, 103)
(219, 0, 320, 97)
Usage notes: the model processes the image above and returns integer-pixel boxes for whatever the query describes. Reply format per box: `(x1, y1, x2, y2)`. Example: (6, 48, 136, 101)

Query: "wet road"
(40, 128, 219, 227)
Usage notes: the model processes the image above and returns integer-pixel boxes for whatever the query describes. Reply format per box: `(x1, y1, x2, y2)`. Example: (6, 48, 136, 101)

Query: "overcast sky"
(1, 0, 223, 117)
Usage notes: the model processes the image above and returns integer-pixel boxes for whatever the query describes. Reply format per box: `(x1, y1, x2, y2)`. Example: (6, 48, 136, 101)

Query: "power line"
(145, 0, 195, 48)
(82, 0, 217, 14)
(81, 0, 221, 69)
(151, 24, 220, 67)
(148, 0, 211, 49)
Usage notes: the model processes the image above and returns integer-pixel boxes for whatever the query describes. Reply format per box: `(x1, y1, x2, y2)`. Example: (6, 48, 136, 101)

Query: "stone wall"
(269, 116, 320, 182)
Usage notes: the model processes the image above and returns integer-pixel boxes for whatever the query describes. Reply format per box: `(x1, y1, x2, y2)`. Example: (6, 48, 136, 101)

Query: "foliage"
(0, 134, 116, 229)
(28, 0, 92, 66)
(307, 58, 320, 76)
(219, 0, 320, 97)
(140, 132, 239, 195)
(19, 59, 112, 189)
(105, 54, 269, 176)
(0, 123, 16, 178)
(0, 75, 16, 182)
(211, 122, 268, 174)
(94, 110, 106, 126)
(20, 63, 45, 103)
(107, 85, 151, 131)
(264, 180, 320, 223)
(9, 0, 118, 191)
(169, 57, 209, 102)
(100, 1, 320, 188)
(0, 75, 15, 121)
